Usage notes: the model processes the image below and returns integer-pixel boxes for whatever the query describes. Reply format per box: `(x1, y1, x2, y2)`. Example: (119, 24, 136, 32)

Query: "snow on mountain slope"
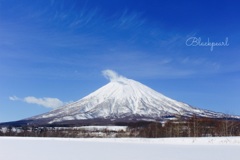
(28, 70, 229, 124)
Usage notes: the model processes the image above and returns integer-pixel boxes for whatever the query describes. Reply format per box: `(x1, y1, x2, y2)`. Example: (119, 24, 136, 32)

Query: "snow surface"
(29, 76, 232, 124)
(52, 126, 128, 131)
(0, 137, 240, 160)
(77, 125, 128, 131)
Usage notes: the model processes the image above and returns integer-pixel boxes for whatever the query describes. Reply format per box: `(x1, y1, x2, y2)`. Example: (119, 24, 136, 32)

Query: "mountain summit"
(27, 70, 232, 124)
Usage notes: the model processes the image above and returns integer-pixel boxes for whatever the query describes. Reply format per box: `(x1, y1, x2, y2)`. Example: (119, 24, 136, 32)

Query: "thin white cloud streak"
(24, 97, 64, 109)
(9, 96, 20, 101)
(97, 52, 214, 79)
(115, 9, 146, 29)
(9, 96, 67, 109)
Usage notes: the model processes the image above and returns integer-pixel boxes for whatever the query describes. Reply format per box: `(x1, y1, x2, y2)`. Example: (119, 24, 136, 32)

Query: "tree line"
(1, 117, 240, 138)
(132, 117, 240, 137)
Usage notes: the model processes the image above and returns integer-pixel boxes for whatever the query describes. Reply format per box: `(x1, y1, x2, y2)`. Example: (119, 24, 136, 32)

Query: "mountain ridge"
(24, 70, 238, 124)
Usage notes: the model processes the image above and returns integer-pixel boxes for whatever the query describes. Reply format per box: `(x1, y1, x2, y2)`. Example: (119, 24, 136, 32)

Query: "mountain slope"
(27, 70, 232, 124)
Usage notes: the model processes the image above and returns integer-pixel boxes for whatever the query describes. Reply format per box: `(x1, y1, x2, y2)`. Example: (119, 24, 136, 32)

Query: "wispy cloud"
(180, 57, 221, 71)
(9, 96, 20, 101)
(93, 51, 222, 79)
(0, 0, 237, 82)
(9, 96, 67, 109)
(113, 9, 145, 30)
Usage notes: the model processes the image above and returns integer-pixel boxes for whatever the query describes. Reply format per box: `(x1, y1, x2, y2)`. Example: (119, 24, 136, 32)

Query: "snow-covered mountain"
(27, 70, 235, 124)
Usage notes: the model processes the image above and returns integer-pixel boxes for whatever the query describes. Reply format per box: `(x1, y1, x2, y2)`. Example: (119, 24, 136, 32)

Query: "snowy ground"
(77, 125, 128, 131)
(0, 137, 240, 160)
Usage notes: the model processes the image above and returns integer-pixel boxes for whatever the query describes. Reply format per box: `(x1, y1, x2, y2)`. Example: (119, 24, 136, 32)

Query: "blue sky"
(0, 0, 240, 122)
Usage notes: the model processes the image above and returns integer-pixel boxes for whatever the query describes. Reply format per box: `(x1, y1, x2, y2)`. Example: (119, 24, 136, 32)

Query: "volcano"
(22, 70, 236, 126)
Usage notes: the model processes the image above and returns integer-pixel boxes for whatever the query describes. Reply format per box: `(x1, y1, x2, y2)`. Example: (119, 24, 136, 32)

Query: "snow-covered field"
(0, 137, 240, 160)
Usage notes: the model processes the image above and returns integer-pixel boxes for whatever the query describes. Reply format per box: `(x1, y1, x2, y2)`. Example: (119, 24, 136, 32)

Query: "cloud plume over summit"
(102, 70, 128, 82)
